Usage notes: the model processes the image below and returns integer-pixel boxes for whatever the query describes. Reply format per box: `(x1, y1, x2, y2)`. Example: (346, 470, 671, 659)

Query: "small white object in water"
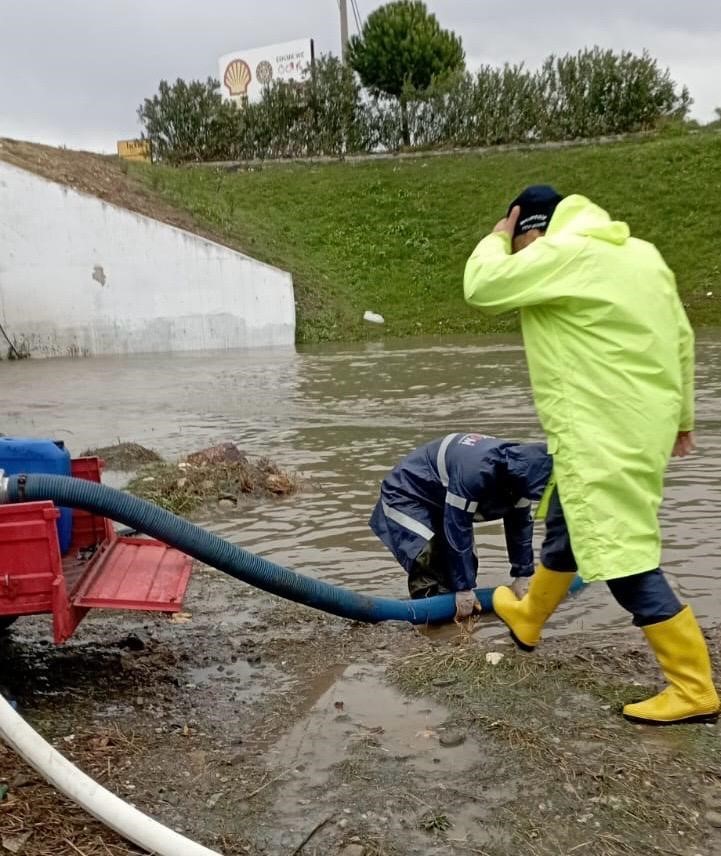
(707, 291, 713, 297)
(485, 651, 504, 666)
(363, 310, 385, 324)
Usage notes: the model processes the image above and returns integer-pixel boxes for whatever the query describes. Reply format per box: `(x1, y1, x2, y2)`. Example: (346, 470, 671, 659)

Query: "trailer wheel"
(0, 617, 18, 633)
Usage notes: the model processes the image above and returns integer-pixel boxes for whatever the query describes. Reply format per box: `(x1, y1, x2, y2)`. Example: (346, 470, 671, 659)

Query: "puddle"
(417, 616, 487, 642)
(252, 665, 514, 853)
(188, 659, 254, 686)
(187, 657, 290, 705)
(267, 663, 480, 779)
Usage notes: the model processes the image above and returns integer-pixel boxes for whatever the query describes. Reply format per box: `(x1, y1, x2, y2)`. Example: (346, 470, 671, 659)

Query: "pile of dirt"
(126, 443, 300, 514)
(81, 442, 163, 470)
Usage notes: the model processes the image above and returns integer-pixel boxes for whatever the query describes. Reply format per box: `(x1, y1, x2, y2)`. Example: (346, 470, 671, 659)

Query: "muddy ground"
(1, 561, 721, 856)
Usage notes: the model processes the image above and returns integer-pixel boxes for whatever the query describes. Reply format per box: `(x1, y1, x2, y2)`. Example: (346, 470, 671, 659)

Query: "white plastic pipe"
(0, 693, 222, 856)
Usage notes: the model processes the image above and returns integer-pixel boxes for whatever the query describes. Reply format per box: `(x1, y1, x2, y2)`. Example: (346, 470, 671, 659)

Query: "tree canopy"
(348, 1, 464, 99)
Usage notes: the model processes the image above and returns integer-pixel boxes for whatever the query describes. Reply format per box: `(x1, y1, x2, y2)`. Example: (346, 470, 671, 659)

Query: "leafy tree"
(348, 0, 464, 145)
(138, 78, 235, 163)
(308, 55, 366, 155)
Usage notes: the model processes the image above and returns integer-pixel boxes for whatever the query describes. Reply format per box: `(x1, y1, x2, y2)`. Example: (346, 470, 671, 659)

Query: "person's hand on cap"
(493, 205, 520, 239)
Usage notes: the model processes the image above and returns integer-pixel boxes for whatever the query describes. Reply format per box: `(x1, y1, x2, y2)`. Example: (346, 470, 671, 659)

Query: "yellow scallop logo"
(223, 59, 252, 99)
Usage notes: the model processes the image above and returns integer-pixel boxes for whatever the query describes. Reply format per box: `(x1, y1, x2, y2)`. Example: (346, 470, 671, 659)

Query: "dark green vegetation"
(137, 131, 721, 342)
(138, 48, 690, 163)
(348, 1, 465, 100)
(348, 0, 464, 146)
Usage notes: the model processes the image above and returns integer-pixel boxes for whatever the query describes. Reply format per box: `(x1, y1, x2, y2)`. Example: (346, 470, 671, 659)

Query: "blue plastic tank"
(0, 437, 74, 554)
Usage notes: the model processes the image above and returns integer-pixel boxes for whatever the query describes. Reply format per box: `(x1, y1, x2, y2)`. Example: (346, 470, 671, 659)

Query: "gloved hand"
(454, 590, 481, 622)
(510, 576, 531, 599)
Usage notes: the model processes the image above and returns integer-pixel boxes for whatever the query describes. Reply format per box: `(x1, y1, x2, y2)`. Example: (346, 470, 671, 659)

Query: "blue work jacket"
(369, 434, 551, 592)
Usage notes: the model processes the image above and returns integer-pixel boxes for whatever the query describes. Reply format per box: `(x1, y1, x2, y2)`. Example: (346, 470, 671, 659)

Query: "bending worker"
(369, 434, 551, 620)
(464, 184, 719, 726)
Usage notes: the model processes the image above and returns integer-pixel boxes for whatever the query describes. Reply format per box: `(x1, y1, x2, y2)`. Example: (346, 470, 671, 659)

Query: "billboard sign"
(218, 38, 314, 106)
(117, 139, 152, 162)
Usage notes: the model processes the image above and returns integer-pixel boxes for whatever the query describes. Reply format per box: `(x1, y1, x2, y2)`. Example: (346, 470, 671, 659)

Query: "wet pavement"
(4, 331, 721, 632)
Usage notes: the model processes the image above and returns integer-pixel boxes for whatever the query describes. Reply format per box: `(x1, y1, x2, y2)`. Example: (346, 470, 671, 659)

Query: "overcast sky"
(1, 1, 720, 152)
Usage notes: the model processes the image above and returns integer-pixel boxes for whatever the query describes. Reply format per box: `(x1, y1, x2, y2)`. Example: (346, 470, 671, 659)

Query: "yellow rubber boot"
(492, 564, 575, 651)
(623, 605, 720, 725)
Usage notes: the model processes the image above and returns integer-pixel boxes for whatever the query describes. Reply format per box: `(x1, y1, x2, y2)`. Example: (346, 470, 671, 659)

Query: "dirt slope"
(0, 138, 232, 250)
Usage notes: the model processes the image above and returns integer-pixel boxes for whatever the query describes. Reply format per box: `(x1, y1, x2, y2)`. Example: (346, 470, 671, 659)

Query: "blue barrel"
(0, 437, 73, 554)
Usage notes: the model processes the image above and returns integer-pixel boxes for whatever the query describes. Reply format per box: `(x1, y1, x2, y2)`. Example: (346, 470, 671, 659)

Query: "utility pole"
(339, 0, 349, 61)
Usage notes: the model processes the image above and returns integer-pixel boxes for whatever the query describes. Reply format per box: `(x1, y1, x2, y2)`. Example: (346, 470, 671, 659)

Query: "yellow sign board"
(117, 139, 152, 162)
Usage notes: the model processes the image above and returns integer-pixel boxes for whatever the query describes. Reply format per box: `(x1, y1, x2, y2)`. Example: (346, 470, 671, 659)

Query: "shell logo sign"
(223, 59, 252, 105)
(218, 38, 314, 107)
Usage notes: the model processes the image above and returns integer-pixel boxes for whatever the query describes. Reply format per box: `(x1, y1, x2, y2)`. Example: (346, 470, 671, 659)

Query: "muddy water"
(257, 663, 500, 853)
(4, 332, 721, 632)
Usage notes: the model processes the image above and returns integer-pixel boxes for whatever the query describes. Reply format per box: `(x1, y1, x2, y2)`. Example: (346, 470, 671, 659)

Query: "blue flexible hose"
(4, 475, 585, 625)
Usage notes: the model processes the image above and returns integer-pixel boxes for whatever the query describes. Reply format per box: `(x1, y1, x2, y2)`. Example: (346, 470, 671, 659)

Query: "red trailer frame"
(0, 458, 192, 643)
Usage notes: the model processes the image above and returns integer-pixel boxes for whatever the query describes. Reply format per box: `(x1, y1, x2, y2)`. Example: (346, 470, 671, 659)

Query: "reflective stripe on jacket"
(369, 435, 551, 591)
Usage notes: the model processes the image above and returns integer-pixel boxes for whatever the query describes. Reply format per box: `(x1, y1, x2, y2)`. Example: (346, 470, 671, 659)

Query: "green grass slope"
(137, 132, 721, 342)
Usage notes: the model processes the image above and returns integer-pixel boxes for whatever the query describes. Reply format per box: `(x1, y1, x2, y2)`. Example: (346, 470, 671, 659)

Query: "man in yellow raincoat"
(464, 185, 719, 726)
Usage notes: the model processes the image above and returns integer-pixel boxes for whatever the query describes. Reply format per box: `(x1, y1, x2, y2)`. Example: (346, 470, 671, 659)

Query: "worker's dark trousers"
(407, 536, 453, 598)
(539, 491, 682, 627)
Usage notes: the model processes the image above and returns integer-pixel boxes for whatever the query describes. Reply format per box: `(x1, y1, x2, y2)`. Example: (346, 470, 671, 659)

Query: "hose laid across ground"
(0, 474, 585, 623)
(0, 692, 222, 856)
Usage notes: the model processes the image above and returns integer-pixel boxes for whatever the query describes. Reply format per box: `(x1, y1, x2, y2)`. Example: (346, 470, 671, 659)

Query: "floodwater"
(4, 332, 721, 633)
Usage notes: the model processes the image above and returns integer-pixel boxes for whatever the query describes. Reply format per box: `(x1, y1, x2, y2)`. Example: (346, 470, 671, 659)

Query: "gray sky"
(1, 1, 719, 152)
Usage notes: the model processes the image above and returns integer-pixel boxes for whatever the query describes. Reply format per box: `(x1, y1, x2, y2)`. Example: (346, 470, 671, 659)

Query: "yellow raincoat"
(463, 195, 694, 582)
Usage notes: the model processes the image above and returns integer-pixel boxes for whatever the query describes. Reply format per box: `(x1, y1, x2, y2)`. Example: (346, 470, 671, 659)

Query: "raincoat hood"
(504, 442, 551, 501)
(547, 194, 630, 245)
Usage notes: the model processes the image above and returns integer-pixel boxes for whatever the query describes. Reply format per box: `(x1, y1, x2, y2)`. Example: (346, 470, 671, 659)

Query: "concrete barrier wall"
(0, 162, 295, 357)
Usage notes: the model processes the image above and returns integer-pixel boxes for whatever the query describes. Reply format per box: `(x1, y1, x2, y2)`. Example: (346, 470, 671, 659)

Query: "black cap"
(507, 185, 564, 237)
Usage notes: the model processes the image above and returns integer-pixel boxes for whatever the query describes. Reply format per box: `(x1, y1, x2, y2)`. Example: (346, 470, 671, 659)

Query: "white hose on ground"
(0, 693, 222, 856)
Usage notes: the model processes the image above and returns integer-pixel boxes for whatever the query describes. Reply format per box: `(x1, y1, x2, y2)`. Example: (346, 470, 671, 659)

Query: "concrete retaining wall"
(0, 162, 295, 357)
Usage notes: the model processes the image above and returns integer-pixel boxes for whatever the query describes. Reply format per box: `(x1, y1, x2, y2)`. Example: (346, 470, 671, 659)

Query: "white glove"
(454, 590, 481, 621)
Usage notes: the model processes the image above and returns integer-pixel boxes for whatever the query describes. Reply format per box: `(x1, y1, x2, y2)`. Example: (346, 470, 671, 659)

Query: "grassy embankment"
(136, 132, 721, 343)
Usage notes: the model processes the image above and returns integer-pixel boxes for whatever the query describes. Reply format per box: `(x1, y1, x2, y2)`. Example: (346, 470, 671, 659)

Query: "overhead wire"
(350, 0, 362, 32)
